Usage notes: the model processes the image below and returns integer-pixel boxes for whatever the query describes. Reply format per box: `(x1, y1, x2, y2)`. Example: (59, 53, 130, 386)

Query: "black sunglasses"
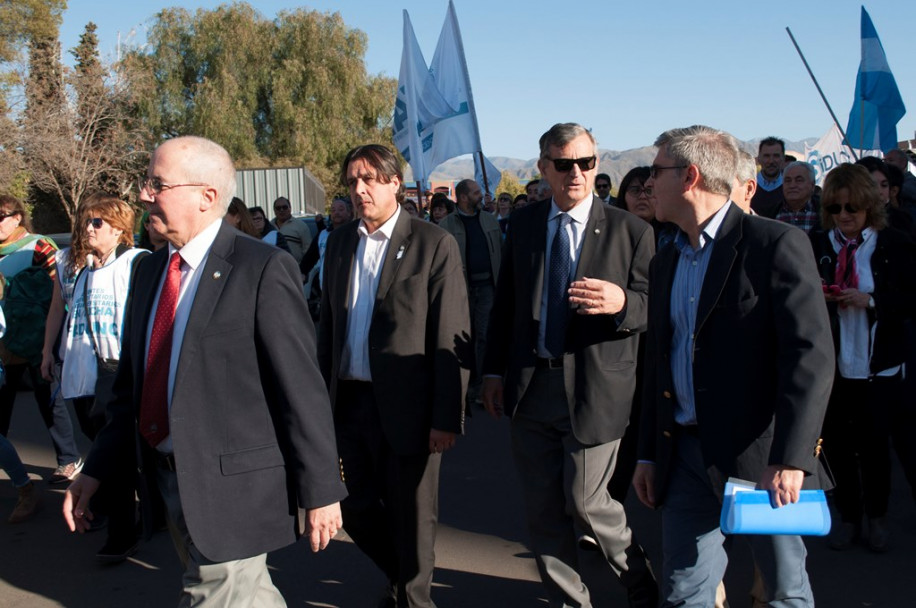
(86, 218, 104, 229)
(0, 212, 17, 221)
(547, 156, 597, 173)
(825, 203, 862, 215)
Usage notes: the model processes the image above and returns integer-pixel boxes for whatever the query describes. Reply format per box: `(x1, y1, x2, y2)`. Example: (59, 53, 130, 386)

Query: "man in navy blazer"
(634, 125, 833, 607)
(483, 123, 657, 607)
(64, 136, 346, 606)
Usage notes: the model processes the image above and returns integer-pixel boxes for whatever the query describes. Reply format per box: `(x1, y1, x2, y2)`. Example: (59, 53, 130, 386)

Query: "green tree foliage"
(495, 170, 524, 198)
(123, 2, 396, 196)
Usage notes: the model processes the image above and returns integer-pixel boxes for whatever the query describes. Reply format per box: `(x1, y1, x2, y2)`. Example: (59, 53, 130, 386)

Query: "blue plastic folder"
(720, 479, 831, 536)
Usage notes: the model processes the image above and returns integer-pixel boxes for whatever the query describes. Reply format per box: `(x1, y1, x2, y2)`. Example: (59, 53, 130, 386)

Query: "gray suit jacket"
(483, 197, 654, 444)
(317, 212, 471, 455)
(85, 223, 346, 562)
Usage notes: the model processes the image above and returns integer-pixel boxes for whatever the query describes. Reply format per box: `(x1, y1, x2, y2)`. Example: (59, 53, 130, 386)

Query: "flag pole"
(785, 26, 859, 161)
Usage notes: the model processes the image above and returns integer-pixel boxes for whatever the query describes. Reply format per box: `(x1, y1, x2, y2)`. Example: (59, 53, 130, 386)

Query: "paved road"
(2, 390, 913, 607)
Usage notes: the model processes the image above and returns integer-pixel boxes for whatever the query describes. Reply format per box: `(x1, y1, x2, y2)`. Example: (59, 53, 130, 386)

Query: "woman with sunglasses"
(0, 195, 84, 487)
(58, 195, 149, 563)
(810, 163, 916, 553)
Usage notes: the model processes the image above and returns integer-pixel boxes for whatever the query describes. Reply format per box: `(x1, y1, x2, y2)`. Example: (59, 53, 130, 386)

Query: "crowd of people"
(0, 127, 914, 608)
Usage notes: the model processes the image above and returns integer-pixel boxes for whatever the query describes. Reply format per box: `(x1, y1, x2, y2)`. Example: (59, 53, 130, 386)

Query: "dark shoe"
(8, 482, 40, 523)
(627, 572, 659, 608)
(867, 517, 889, 553)
(578, 534, 600, 552)
(96, 536, 139, 564)
(829, 522, 857, 550)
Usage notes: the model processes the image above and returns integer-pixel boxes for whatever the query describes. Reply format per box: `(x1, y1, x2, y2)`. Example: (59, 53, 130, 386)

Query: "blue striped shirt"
(669, 202, 732, 425)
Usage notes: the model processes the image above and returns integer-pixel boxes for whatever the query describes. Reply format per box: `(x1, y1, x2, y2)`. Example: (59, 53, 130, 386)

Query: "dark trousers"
(335, 380, 441, 608)
(0, 362, 80, 466)
(823, 374, 899, 523)
(73, 395, 138, 545)
(466, 282, 494, 403)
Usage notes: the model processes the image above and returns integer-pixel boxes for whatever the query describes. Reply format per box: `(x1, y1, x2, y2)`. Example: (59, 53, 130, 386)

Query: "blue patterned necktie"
(545, 213, 571, 358)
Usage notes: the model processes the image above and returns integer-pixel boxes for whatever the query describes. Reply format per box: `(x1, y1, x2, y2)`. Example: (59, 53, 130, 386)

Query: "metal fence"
(235, 166, 326, 219)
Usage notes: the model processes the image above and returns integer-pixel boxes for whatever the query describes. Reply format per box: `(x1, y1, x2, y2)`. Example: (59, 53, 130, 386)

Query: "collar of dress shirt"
(675, 200, 732, 252)
(357, 203, 401, 240)
(547, 195, 593, 226)
(169, 218, 222, 270)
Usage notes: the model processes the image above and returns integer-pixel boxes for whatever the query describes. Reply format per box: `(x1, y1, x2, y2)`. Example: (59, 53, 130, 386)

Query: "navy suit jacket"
(639, 203, 834, 505)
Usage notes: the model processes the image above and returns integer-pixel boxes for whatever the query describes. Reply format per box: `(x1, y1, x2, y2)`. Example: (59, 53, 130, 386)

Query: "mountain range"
(413, 137, 817, 187)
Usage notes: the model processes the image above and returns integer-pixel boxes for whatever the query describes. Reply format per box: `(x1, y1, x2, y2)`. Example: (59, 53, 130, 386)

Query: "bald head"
(156, 136, 237, 213)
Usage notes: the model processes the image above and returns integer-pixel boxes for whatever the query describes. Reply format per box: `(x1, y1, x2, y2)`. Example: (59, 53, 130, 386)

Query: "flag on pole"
(392, 10, 456, 188)
(845, 7, 906, 152)
(474, 154, 501, 195)
(425, 1, 484, 177)
(804, 124, 880, 186)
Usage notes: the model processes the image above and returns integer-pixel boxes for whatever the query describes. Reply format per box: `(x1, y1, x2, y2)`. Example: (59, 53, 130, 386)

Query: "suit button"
(663, 431, 672, 438)
(663, 390, 672, 399)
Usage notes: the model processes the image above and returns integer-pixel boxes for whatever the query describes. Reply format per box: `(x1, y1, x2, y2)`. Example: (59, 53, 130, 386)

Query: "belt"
(677, 424, 700, 437)
(152, 451, 177, 471)
(535, 357, 564, 370)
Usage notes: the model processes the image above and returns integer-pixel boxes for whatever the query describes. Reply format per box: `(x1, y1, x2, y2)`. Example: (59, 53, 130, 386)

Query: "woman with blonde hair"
(810, 163, 916, 552)
(58, 194, 149, 563)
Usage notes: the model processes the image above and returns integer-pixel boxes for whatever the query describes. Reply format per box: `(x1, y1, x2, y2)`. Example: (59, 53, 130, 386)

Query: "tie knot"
(557, 213, 571, 228)
(169, 251, 182, 272)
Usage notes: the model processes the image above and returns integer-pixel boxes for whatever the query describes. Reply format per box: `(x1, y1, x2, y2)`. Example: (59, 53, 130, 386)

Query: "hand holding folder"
(720, 478, 831, 536)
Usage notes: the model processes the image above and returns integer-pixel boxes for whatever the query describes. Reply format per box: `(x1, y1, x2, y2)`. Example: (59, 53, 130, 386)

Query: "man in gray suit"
(482, 123, 657, 608)
(318, 144, 470, 607)
(63, 136, 345, 606)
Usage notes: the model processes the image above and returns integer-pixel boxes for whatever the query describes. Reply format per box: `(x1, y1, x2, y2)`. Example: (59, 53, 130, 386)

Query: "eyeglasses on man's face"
(138, 177, 208, 196)
(648, 164, 688, 179)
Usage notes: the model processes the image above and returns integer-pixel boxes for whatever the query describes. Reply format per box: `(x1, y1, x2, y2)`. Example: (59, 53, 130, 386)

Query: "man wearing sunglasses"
(634, 125, 833, 607)
(483, 122, 658, 607)
(594, 173, 616, 206)
(63, 136, 346, 606)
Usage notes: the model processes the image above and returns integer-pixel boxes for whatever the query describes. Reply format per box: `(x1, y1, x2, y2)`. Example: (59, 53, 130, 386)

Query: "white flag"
(805, 124, 880, 186)
(425, 0, 483, 172)
(392, 10, 456, 186)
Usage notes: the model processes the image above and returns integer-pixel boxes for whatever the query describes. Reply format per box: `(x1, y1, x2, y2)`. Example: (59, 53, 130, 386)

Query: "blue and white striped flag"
(845, 7, 906, 152)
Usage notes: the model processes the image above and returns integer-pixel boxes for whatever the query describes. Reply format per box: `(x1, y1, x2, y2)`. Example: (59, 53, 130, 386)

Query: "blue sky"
(58, 1, 915, 160)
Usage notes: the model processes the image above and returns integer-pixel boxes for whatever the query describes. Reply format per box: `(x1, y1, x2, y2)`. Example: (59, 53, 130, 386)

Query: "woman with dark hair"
(58, 195, 149, 562)
(855, 156, 916, 240)
(225, 197, 260, 237)
(810, 163, 916, 552)
(0, 195, 83, 486)
(616, 166, 675, 249)
(429, 192, 455, 224)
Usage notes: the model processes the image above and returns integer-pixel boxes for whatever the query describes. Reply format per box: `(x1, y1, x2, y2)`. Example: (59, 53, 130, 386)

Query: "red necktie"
(139, 252, 182, 447)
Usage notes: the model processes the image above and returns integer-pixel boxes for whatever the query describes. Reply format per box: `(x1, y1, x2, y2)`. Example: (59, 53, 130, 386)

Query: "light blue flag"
(474, 153, 501, 196)
(392, 10, 456, 186)
(845, 7, 906, 152)
(426, 0, 484, 172)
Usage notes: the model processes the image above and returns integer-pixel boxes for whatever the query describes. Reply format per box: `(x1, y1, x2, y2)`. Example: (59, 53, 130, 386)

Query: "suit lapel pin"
(212, 271, 221, 279)
(396, 245, 405, 260)
(594, 229, 601, 235)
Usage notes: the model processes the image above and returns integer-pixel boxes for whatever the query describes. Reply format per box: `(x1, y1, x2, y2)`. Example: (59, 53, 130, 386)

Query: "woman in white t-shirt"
(59, 195, 148, 563)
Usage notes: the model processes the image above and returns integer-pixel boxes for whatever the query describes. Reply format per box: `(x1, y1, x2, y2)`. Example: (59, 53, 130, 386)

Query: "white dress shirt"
(340, 205, 402, 381)
(536, 197, 593, 358)
(146, 218, 222, 452)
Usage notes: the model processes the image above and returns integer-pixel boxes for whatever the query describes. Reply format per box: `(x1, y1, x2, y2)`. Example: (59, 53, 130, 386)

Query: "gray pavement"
(2, 389, 914, 607)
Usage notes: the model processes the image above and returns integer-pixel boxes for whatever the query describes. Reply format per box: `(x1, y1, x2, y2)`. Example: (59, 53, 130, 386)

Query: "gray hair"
(539, 123, 597, 160)
(783, 160, 816, 182)
(167, 136, 237, 213)
(736, 150, 757, 183)
(654, 125, 739, 196)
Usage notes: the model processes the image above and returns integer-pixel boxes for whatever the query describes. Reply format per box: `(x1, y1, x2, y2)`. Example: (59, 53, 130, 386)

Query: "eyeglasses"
(648, 164, 687, 179)
(595, 183, 611, 190)
(626, 186, 653, 197)
(138, 177, 209, 195)
(547, 156, 597, 173)
(274, 205, 290, 211)
(825, 203, 863, 215)
(86, 218, 104, 229)
(0, 212, 17, 221)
